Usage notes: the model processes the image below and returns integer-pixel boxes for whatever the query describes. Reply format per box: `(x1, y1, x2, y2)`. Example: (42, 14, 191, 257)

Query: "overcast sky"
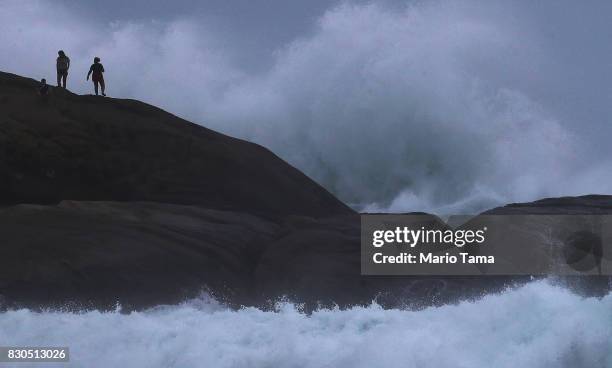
(2, 0, 612, 213)
(55, 0, 354, 71)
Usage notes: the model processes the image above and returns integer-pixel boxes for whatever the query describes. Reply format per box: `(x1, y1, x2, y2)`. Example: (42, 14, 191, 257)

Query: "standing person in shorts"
(56, 50, 70, 88)
(86, 57, 106, 96)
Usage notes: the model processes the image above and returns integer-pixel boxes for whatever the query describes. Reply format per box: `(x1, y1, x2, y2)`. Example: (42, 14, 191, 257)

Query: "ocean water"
(0, 281, 610, 368)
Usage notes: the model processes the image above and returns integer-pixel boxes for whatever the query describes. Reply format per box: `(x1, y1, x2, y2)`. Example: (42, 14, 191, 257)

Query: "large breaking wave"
(0, 281, 610, 368)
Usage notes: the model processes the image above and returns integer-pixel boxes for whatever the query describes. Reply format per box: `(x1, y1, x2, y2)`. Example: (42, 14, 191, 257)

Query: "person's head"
(58, 50, 65, 57)
(94, 57, 100, 63)
(41, 78, 46, 84)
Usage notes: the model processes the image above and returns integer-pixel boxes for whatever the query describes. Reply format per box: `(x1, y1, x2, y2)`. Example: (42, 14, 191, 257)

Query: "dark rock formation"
(0, 201, 516, 311)
(483, 195, 612, 215)
(0, 71, 352, 217)
(0, 71, 609, 311)
(466, 195, 612, 297)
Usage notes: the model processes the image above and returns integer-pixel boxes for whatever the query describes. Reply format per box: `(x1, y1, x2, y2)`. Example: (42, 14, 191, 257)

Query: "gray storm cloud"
(2, 0, 611, 214)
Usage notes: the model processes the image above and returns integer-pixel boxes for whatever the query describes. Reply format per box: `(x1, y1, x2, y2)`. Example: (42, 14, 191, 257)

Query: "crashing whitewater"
(0, 281, 610, 368)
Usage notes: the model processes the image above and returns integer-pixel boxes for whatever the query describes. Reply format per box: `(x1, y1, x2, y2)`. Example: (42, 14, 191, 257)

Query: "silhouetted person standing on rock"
(87, 57, 106, 96)
(56, 50, 70, 88)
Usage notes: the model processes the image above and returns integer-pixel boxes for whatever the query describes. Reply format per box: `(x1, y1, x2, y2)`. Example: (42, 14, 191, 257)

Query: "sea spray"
(0, 281, 610, 368)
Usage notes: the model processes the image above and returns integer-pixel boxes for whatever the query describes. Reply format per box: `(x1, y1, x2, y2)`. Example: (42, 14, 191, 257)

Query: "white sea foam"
(0, 281, 610, 368)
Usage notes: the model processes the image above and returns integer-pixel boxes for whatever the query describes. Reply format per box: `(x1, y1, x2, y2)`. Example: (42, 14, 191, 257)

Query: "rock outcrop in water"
(0, 71, 609, 310)
(483, 195, 612, 215)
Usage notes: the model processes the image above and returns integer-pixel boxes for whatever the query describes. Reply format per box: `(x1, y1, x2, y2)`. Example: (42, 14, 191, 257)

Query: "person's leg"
(62, 73, 67, 88)
(57, 71, 61, 87)
(94, 80, 99, 95)
(100, 78, 106, 96)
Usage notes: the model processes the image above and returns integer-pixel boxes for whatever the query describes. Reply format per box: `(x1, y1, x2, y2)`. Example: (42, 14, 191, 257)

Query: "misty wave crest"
(210, 3, 579, 213)
(0, 281, 610, 368)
